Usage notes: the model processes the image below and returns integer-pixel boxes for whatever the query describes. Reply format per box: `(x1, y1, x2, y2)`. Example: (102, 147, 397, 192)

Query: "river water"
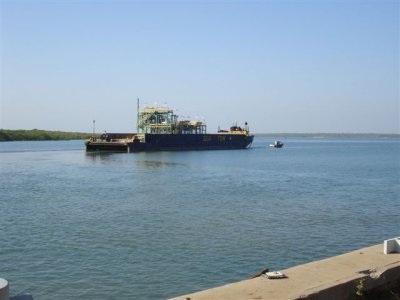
(0, 137, 399, 299)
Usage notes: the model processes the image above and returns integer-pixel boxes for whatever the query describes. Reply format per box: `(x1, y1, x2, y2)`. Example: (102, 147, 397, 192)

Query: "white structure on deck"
(384, 237, 400, 254)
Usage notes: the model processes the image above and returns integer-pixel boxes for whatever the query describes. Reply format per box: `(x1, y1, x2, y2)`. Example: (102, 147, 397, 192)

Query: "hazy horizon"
(1, 0, 399, 134)
(1, 128, 399, 136)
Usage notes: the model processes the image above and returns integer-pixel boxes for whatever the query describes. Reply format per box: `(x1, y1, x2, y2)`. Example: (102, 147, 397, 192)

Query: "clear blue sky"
(1, 0, 399, 133)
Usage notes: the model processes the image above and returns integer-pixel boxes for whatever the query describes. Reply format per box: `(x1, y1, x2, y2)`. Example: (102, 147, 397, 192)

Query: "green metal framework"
(137, 107, 178, 134)
(176, 120, 206, 134)
(137, 104, 207, 134)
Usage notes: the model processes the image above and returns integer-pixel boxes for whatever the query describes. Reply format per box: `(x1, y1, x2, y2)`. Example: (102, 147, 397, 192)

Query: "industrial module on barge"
(85, 100, 254, 152)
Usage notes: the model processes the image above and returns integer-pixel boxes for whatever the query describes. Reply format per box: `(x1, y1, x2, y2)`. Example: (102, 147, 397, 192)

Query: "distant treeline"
(1, 129, 398, 141)
(255, 133, 400, 138)
(0, 129, 93, 141)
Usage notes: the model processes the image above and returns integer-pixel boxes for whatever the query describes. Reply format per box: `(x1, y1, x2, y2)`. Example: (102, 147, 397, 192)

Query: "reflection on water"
(136, 160, 188, 168)
(85, 151, 188, 168)
(84, 151, 119, 161)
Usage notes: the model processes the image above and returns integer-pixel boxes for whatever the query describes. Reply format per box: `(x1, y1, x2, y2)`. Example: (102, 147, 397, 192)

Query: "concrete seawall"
(170, 243, 400, 300)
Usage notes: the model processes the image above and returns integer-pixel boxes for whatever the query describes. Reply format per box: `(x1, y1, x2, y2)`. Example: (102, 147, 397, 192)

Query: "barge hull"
(85, 142, 128, 152)
(86, 133, 253, 152)
(128, 133, 253, 152)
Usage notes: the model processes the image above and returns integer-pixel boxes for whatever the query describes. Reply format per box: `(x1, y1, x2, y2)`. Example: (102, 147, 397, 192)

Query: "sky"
(1, 0, 399, 134)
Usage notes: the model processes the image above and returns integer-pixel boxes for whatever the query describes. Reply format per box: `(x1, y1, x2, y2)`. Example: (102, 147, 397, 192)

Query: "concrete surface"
(170, 243, 400, 300)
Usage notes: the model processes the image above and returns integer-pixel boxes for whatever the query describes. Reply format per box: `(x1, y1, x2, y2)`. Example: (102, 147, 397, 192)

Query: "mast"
(137, 98, 140, 133)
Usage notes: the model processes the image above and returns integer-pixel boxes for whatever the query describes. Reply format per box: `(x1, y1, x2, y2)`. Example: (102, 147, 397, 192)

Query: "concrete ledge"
(170, 244, 400, 300)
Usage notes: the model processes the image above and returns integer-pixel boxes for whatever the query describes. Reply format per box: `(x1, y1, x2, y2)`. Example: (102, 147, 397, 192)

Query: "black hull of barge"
(86, 133, 253, 152)
(85, 142, 128, 152)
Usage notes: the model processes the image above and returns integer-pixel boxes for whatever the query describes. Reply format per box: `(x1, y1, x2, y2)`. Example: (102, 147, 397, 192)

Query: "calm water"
(0, 137, 399, 299)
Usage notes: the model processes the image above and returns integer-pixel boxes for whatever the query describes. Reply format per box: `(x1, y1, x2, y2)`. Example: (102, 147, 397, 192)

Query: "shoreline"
(255, 133, 400, 138)
(1, 128, 399, 142)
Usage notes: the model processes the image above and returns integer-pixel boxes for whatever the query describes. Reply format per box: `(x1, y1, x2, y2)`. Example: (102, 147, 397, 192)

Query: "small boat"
(269, 140, 283, 148)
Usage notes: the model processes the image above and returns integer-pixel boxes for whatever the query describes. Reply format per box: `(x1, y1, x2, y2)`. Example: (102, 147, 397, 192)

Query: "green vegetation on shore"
(0, 129, 92, 141)
(1, 129, 398, 141)
(255, 133, 400, 139)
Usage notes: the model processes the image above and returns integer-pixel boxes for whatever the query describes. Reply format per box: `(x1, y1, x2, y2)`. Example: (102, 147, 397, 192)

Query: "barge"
(85, 102, 254, 152)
